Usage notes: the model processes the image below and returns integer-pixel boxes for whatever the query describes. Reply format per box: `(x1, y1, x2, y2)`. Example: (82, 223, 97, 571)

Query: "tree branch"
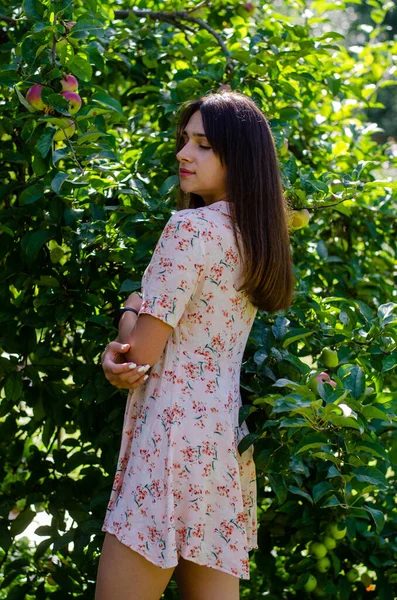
(113, 8, 235, 73)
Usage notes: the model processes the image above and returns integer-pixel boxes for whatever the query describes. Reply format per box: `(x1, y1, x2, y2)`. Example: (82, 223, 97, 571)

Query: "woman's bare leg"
(174, 555, 240, 600)
(95, 533, 177, 600)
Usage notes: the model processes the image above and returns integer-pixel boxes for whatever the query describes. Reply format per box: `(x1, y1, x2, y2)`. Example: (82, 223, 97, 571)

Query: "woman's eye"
(181, 138, 210, 150)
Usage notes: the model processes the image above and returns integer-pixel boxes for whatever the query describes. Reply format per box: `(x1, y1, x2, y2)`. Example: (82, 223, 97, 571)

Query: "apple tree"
(0, 0, 396, 598)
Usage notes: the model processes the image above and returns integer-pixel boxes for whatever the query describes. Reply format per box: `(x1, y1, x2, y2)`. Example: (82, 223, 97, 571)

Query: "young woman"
(95, 90, 294, 600)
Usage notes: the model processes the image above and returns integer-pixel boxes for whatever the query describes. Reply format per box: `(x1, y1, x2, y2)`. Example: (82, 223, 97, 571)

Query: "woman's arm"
(115, 293, 142, 345)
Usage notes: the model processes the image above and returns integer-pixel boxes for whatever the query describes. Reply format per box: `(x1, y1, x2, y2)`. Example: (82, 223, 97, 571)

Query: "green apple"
(316, 556, 331, 573)
(322, 535, 337, 550)
(313, 587, 327, 597)
(346, 567, 359, 582)
(320, 347, 339, 368)
(326, 522, 347, 540)
(290, 209, 310, 230)
(304, 574, 317, 592)
(309, 541, 328, 559)
(53, 118, 75, 141)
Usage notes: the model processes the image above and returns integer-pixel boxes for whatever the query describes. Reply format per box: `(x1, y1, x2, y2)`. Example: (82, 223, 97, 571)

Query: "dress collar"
(205, 200, 230, 216)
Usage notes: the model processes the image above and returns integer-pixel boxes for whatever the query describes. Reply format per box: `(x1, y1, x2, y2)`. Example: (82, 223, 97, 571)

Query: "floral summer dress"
(102, 200, 259, 580)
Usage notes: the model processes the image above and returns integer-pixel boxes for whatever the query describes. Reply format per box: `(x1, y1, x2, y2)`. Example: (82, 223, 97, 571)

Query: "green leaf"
(19, 184, 44, 205)
(70, 55, 93, 82)
(279, 416, 307, 428)
(51, 172, 70, 195)
(0, 521, 12, 551)
(363, 505, 385, 534)
(352, 466, 388, 489)
(13, 85, 35, 112)
(378, 302, 397, 322)
(37, 276, 60, 287)
(23, 0, 45, 20)
(159, 175, 179, 197)
(72, 19, 104, 34)
(382, 353, 397, 372)
(371, 8, 385, 23)
(272, 378, 301, 388)
(295, 432, 329, 454)
(5, 373, 23, 401)
(282, 328, 313, 348)
(267, 473, 288, 504)
(237, 433, 259, 455)
(271, 396, 314, 414)
(326, 415, 362, 431)
(238, 404, 258, 425)
(312, 481, 334, 503)
(320, 494, 343, 508)
(312, 451, 340, 465)
(21, 229, 55, 262)
(279, 107, 300, 120)
(10, 509, 36, 536)
(339, 365, 365, 399)
(76, 107, 111, 120)
(119, 280, 142, 293)
(37, 129, 56, 158)
(76, 131, 111, 144)
(92, 91, 124, 115)
(288, 485, 313, 504)
(361, 405, 391, 422)
(46, 93, 70, 115)
(354, 441, 388, 461)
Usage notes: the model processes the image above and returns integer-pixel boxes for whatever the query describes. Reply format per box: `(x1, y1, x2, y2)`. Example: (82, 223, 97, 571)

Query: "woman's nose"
(177, 142, 193, 163)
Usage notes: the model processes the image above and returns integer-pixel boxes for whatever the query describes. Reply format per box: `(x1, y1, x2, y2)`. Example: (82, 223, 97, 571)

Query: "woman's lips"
(180, 171, 195, 177)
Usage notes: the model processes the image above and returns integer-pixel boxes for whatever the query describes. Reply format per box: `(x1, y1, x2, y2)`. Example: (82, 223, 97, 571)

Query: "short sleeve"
(138, 212, 206, 328)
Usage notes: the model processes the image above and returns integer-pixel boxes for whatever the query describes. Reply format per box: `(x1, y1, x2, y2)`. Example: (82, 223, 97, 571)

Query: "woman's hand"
(101, 341, 151, 390)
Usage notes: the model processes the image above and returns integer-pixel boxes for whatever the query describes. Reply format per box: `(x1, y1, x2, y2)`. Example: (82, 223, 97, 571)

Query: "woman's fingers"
(101, 340, 151, 389)
(108, 370, 149, 390)
(103, 360, 151, 389)
(108, 361, 139, 374)
(108, 341, 131, 353)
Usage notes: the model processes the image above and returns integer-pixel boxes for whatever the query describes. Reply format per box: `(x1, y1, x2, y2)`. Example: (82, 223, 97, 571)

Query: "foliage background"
(0, 0, 396, 598)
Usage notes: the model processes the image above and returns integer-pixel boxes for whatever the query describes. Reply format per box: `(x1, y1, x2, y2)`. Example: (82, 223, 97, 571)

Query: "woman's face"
(176, 110, 228, 205)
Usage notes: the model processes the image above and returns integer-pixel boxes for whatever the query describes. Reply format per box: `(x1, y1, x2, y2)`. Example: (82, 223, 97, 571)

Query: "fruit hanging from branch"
(316, 556, 331, 573)
(320, 348, 339, 368)
(53, 118, 76, 141)
(60, 73, 79, 92)
(326, 522, 347, 539)
(308, 371, 337, 393)
(61, 91, 82, 114)
(290, 209, 310, 230)
(303, 574, 317, 592)
(26, 84, 48, 111)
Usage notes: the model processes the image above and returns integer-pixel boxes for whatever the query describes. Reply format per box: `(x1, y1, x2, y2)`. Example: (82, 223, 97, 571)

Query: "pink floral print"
(102, 200, 258, 580)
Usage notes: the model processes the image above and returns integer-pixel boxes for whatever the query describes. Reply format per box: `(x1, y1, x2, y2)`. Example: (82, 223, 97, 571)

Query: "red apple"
(61, 73, 78, 92)
(26, 84, 48, 111)
(61, 91, 82, 114)
(309, 371, 337, 392)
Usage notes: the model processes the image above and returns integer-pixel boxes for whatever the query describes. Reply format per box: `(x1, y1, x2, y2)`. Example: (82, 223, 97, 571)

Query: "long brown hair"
(174, 90, 294, 313)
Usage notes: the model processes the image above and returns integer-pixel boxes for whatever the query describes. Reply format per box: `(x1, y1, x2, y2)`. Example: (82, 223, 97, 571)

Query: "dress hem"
(102, 525, 257, 581)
